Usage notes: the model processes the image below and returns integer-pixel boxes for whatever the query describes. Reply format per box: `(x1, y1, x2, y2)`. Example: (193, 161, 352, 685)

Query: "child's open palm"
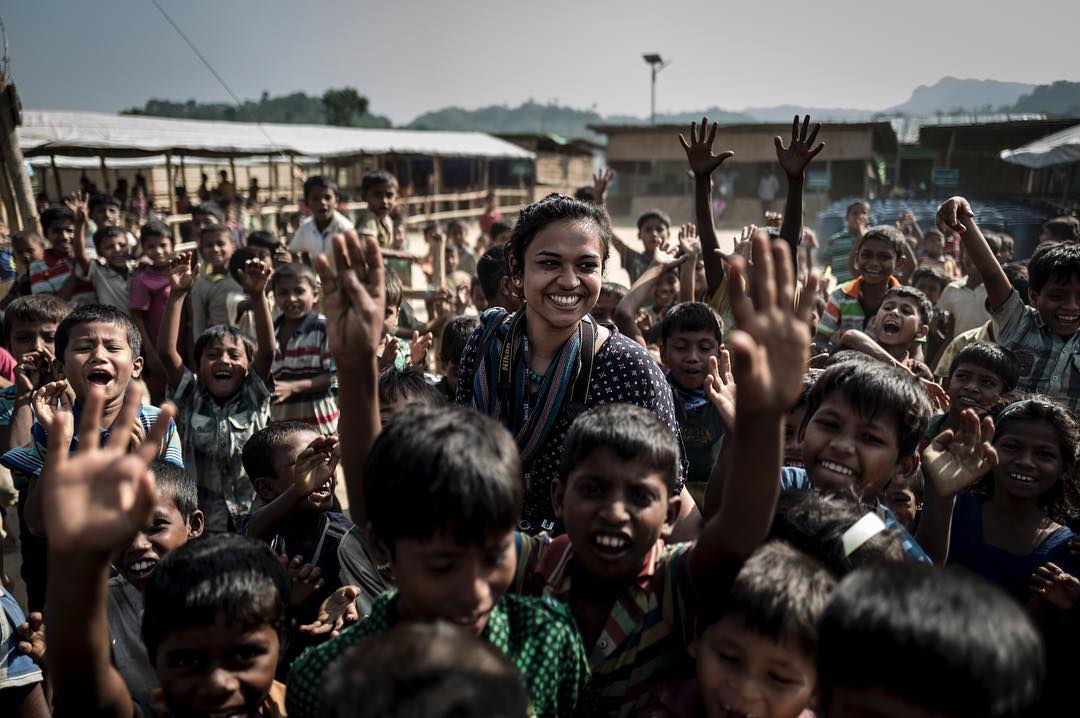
(921, 409, 997, 497)
(315, 230, 386, 371)
(41, 387, 174, 557)
(31, 379, 74, 433)
(726, 236, 820, 413)
(703, 350, 736, 429)
(1030, 562, 1080, 610)
(679, 118, 735, 178)
(168, 252, 195, 293)
(774, 115, 825, 180)
(64, 191, 88, 224)
(300, 585, 361, 638)
(240, 257, 271, 296)
(292, 435, 339, 497)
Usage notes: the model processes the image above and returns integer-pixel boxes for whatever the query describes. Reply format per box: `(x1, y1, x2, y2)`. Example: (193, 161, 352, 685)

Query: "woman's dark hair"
(560, 403, 680, 493)
(142, 534, 290, 662)
(504, 193, 613, 285)
(364, 405, 522, 551)
(975, 394, 1080, 524)
(193, 324, 255, 367)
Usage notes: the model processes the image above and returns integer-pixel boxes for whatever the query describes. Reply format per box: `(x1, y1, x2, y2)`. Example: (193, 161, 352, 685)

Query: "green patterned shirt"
(285, 590, 591, 718)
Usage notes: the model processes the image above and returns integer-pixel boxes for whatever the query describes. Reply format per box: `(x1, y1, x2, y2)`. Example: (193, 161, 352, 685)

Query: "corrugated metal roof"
(1001, 123, 1080, 169)
(18, 110, 535, 160)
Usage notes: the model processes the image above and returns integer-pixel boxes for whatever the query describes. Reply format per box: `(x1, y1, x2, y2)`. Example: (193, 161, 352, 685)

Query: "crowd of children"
(0, 117, 1077, 718)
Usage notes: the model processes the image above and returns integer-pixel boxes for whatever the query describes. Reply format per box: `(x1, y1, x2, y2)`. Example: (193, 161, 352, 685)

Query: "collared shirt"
(289, 211, 355, 264)
(0, 402, 183, 480)
(0, 585, 42, 691)
(30, 249, 96, 305)
(76, 260, 133, 315)
(190, 270, 243, 341)
(939, 279, 990, 335)
(285, 590, 591, 718)
(353, 209, 392, 248)
(170, 367, 270, 532)
(817, 275, 901, 345)
(513, 533, 698, 718)
(933, 322, 993, 378)
(993, 289, 1080, 413)
(107, 575, 158, 703)
(271, 310, 338, 434)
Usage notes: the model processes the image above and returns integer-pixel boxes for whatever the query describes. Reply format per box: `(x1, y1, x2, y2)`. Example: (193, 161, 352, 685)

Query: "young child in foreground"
(41, 394, 290, 718)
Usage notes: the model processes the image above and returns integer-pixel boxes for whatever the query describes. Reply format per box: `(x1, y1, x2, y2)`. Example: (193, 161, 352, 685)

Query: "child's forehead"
(10, 317, 58, 333)
(858, 238, 896, 255)
(816, 392, 899, 430)
(951, 361, 1001, 380)
(273, 274, 316, 291)
(666, 327, 718, 343)
(68, 320, 129, 341)
(199, 231, 231, 244)
(570, 446, 671, 488)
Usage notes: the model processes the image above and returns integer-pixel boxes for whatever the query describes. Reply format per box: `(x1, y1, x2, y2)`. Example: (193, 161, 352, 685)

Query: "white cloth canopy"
(1000, 123, 1080, 169)
(18, 110, 535, 161)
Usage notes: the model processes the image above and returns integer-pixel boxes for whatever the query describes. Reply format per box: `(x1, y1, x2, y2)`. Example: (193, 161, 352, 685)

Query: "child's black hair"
(228, 245, 272, 285)
(816, 563, 1044, 718)
(440, 315, 480, 365)
(198, 223, 233, 245)
(636, 209, 671, 231)
(89, 193, 121, 212)
(800, 360, 930, 459)
(980, 230, 1004, 256)
(269, 261, 319, 293)
(193, 324, 255, 367)
(4, 294, 70, 344)
(769, 491, 905, 577)
(560, 403, 681, 494)
(854, 225, 906, 258)
(363, 405, 522, 551)
(302, 175, 338, 202)
(446, 219, 466, 235)
(845, 200, 870, 217)
(699, 541, 835, 658)
(1003, 263, 1030, 306)
(980, 394, 1080, 525)
(948, 341, 1019, 392)
(599, 281, 628, 303)
(476, 245, 508, 302)
(489, 220, 512, 239)
(192, 201, 224, 222)
(377, 365, 445, 410)
(40, 205, 75, 235)
(56, 303, 141, 359)
(1028, 240, 1080, 293)
(792, 369, 823, 412)
(139, 220, 172, 243)
(242, 421, 316, 482)
(320, 622, 530, 718)
(1042, 215, 1080, 244)
(573, 186, 595, 202)
(151, 459, 198, 520)
(142, 534, 290, 663)
(384, 267, 403, 310)
(910, 265, 949, 293)
(91, 226, 126, 251)
(659, 301, 723, 346)
(246, 229, 279, 252)
(506, 194, 613, 281)
(881, 285, 932, 326)
(360, 170, 398, 197)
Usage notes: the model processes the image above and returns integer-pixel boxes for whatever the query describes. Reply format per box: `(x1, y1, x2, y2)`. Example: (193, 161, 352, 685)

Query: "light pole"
(643, 53, 669, 124)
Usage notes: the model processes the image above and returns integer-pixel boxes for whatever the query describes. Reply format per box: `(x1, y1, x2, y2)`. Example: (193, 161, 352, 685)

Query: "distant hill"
(1010, 81, 1080, 117)
(605, 106, 755, 125)
(884, 76, 1036, 115)
(406, 101, 608, 141)
(737, 104, 876, 123)
(122, 89, 392, 128)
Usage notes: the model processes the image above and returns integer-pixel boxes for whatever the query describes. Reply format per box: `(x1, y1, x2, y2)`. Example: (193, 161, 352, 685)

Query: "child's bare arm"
(937, 197, 1011, 308)
(680, 119, 735, 296)
(43, 389, 173, 718)
(158, 253, 194, 389)
(65, 192, 91, 273)
(916, 409, 997, 563)
(613, 246, 689, 347)
(240, 258, 275, 382)
(839, 329, 903, 365)
(691, 238, 820, 580)
(247, 436, 339, 540)
(775, 115, 824, 261)
(314, 230, 385, 525)
(677, 224, 700, 302)
(701, 351, 736, 520)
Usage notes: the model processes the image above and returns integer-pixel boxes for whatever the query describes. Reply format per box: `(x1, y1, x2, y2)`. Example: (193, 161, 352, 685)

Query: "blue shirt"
(0, 586, 43, 691)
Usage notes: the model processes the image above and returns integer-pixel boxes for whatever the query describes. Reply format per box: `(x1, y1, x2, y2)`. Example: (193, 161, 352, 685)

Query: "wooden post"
(0, 159, 19, 231)
(267, 154, 274, 199)
(229, 156, 237, 188)
(432, 231, 446, 294)
(165, 152, 177, 215)
(50, 155, 63, 200)
(99, 155, 110, 193)
(0, 82, 39, 231)
(179, 154, 186, 192)
(289, 159, 297, 203)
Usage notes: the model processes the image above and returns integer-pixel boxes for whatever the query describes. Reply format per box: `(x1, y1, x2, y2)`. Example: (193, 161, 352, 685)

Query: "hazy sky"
(4, 0, 1077, 124)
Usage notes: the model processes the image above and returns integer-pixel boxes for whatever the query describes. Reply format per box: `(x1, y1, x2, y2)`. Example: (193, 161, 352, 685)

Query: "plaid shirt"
(817, 276, 901, 345)
(271, 311, 338, 434)
(514, 533, 698, 718)
(993, 289, 1080, 413)
(171, 367, 270, 532)
(286, 590, 591, 718)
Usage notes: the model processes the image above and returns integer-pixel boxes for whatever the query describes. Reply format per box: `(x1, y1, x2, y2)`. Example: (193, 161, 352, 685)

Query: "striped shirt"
(270, 311, 338, 434)
(993, 289, 1080, 413)
(823, 229, 856, 284)
(514, 533, 698, 718)
(29, 250, 96, 305)
(817, 276, 900, 346)
(0, 402, 183, 479)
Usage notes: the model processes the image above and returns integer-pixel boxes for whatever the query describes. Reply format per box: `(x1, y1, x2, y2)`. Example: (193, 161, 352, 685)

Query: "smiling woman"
(455, 194, 688, 534)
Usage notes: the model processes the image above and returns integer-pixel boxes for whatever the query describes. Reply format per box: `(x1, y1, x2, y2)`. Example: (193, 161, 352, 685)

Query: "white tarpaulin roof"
(1000, 123, 1080, 169)
(18, 110, 535, 161)
(27, 154, 321, 169)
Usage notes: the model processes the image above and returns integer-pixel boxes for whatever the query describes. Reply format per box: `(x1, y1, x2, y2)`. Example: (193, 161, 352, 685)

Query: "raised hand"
(31, 379, 74, 434)
(410, 330, 433, 366)
(650, 238, 689, 272)
(1031, 562, 1080, 610)
(280, 554, 324, 608)
(378, 335, 398, 372)
(292, 435, 339, 497)
(703, 350, 736, 429)
(315, 230, 386, 371)
(65, 191, 88, 225)
(763, 211, 783, 228)
(15, 350, 58, 396)
(299, 585, 361, 637)
(936, 196, 975, 235)
(680, 117, 735, 178)
(16, 611, 46, 663)
(725, 236, 820, 414)
(240, 257, 271, 296)
(41, 387, 173, 558)
(592, 168, 615, 204)
(677, 223, 701, 257)
(774, 115, 824, 180)
(168, 251, 195, 294)
(919, 376, 950, 414)
(921, 409, 997, 497)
